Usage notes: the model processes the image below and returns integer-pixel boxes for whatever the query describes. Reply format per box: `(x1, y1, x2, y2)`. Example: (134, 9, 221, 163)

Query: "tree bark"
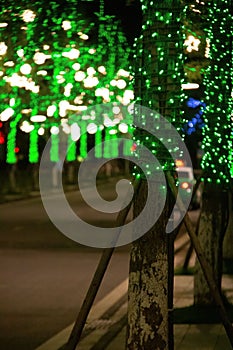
(194, 183, 228, 305)
(223, 192, 233, 268)
(9, 163, 17, 192)
(127, 180, 170, 350)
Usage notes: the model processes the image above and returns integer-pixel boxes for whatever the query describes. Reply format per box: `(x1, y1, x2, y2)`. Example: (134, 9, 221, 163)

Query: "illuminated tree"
(126, 1, 186, 348)
(0, 0, 134, 168)
(194, 0, 233, 305)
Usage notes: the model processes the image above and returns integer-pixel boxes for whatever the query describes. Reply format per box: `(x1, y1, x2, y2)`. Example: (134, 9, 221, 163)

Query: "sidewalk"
(0, 174, 123, 205)
(35, 274, 233, 350)
(78, 275, 233, 350)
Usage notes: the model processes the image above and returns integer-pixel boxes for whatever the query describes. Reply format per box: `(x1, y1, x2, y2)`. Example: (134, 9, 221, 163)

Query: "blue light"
(184, 97, 207, 135)
(192, 117, 197, 125)
(187, 97, 201, 108)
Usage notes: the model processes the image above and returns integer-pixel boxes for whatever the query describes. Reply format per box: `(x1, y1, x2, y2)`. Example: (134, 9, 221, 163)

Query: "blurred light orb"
(71, 123, 80, 141)
(118, 123, 128, 133)
(20, 63, 32, 75)
(0, 107, 14, 121)
(87, 123, 97, 134)
(50, 126, 60, 135)
(0, 42, 7, 55)
(22, 9, 36, 23)
(30, 115, 46, 122)
(62, 21, 72, 30)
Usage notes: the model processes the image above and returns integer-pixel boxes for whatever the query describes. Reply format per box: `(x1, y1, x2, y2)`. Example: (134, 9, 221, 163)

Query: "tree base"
(223, 259, 233, 274)
(174, 303, 233, 324)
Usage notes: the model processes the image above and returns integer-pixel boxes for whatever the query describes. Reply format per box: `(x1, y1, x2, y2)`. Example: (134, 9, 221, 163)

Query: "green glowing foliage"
(29, 125, 39, 163)
(95, 127, 102, 158)
(0, 1, 134, 163)
(201, 0, 232, 185)
(50, 133, 59, 162)
(66, 135, 76, 162)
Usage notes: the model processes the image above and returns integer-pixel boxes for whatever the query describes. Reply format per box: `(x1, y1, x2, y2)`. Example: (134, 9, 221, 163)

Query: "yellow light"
(176, 159, 185, 167)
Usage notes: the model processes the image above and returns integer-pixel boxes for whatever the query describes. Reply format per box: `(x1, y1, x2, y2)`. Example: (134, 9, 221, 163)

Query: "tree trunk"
(127, 180, 171, 350)
(223, 192, 233, 271)
(9, 163, 17, 192)
(194, 183, 228, 305)
(126, 1, 183, 348)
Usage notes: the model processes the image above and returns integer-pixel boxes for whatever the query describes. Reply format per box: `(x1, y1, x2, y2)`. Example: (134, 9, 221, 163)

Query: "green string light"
(95, 127, 102, 158)
(66, 135, 76, 162)
(132, 0, 186, 176)
(103, 127, 111, 159)
(50, 132, 60, 162)
(201, 0, 232, 185)
(29, 125, 39, 163)
(80, 122, 87, 159)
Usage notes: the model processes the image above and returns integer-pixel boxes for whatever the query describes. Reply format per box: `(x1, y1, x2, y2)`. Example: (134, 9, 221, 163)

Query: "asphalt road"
(0, 178, 199, 350)
(0, 180, 131, 350)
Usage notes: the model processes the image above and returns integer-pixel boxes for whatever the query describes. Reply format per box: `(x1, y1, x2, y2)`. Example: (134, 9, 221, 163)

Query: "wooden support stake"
(63, 178, 141, 350)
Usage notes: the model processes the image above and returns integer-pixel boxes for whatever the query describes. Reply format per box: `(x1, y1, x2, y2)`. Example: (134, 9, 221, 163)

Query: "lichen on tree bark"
(127, 180, 170, 350)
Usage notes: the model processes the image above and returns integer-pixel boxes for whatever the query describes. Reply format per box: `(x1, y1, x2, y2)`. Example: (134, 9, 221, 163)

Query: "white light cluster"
(4, 61, 14, 67)
(71, 123, 80, 141)
(78, 32, 89, 40)
(33, 52, 51, 65)
(20, 64, 32, 75)
(83, 76, 99, 88)
(95, 87, 110, 102)
(184, 35, 201, 52)
(20, 121, 34, 133)
(62, 48, 80, 59)
(21, 9, 36, 23)
(0, 42, 7, 55)
(205, 38, 210, 58)
(0, 107, 14, 121)
(62, 21, 72, 31)
(4, 73, 40, 93)
(50, 126, 59, 135)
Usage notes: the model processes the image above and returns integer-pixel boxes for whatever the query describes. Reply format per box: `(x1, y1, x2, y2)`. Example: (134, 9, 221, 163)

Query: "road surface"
(0, 178, 198, 349)
(1, 180, 131, 350)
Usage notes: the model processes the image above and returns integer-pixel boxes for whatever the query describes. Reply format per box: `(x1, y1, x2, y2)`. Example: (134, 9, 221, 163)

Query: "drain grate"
(86, 318, 113, 330)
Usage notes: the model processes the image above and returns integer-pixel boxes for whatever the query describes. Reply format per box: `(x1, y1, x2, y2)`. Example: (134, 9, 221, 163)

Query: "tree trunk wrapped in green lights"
(127, 1, 185, 349)
(194, 0, 232, 305)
